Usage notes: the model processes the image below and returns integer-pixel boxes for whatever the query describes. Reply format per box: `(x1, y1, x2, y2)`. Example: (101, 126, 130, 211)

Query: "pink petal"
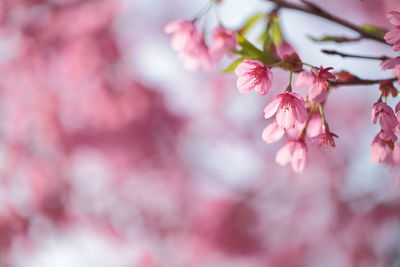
(275, 141, 295, 166)
(293, 98, 308, 123)
(387, 11, 400, 25)
(237, 75, 255, 94)
(254, 76, 272, 95)
(276, 108, 296, 129)
(380, 57, 400, 70)
(295, 71, 314, 87)
(234, 60, 263, 76)
(307, 113, 323, 137)
(264, 96, 282, 119)
(291, 142, 306, 173)
(384, 29, 400, 45)
(262, 121, 285, 144)
(308, 83, 327, 104)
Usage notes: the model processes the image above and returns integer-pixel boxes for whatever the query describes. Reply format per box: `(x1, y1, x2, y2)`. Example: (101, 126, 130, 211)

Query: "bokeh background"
(0, 0, 400, 266)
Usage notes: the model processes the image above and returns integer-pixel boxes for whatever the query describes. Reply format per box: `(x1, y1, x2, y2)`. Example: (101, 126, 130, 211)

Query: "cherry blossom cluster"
(372, 11, 400, 165)
(165, 1, 400, 173)
(164, 16, 236, 70)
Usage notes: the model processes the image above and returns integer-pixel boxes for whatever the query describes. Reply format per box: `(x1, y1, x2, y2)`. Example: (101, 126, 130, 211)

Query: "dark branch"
(332, 77, 397, 87)
(265, 0, 388, 45)
(321, 49, 390, 61)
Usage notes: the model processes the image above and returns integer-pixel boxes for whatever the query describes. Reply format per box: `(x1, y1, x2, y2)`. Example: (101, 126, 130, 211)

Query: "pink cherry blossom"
(179, 32, 212, 70)
(313, 129, 338, 150)
(262, 120, 285, 144)
(306, 112, 323, 137)
(295, 71, 314, 87)
(385, 12, 400, 51)
(312, 67, 336, 89)
(371, 131, 396, 164)
(209, 27, 237, 62)
(380, 57, 400, 70)
(385, 30, 400, 51)
(264, 92, 308, 130)
(165, 20, 211, 70)
(295, 67, 335, 104)
(371, 102, 398, 133)
(164, 20, 197, 52)
(275, 139, 307, 173)
(235, 59, 273, 95)
(387, 11, 400, 25)
(308, 83, 328, 104)
(273, 42, 296, 61)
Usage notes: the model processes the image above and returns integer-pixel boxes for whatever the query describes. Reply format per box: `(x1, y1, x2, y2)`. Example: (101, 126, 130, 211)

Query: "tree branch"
(321, 49, 390, 61)
(265, 0, 388, 45)
(332, 77, 397, 87)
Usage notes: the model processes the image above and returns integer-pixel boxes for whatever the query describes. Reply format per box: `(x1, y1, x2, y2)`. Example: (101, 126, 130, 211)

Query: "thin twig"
(265, 0, 388, 45)
(332, 77, 397, 87)
(321, 49, 390, 61)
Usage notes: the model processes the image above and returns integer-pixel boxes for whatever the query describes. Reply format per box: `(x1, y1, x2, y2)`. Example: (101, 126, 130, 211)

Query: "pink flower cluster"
(295, 67, 336, 104)
(233, 54, 339, 172)
(164, 20, 236, 70)
(370, 101, 400, 164)
(381, 12, 400, 81)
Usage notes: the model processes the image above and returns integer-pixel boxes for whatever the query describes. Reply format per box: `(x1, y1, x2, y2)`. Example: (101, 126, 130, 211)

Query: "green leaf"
(223, 56, 247, 73)
(236, 33, 275, 64)
(240, 13, 264, 36)
(271, 16, 283, 47)
(362, 24, 387, 38)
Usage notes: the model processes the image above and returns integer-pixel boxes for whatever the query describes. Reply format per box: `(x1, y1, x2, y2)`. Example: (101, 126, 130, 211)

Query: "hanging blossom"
(264, 91, 308, 130)
(312, 127, 338, 150)
(371, 101, 398, 133)
(384, 11, 400, 51)
(262, 120, 285, 144)
(164, 20, 211, 70)
(209, 27, 237, 62)
(295, 67, 336, 104)
(235, 60, 273, 95)
(306, 112, 323, 138)
(275, 139, 307, 173)
(381, 57, 400, 83)
(371, 130, 397, 164)
(272, 42, 296, 61)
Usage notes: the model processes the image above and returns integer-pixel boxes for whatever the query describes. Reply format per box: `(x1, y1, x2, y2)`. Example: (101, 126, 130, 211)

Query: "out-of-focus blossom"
(275, 139, 307, 173)
(273, 42, 296, 61)
(235, 59, 273, 95)
(164, 20, 197, 52)
(371, 131, 397, 163)
(312, 128, 338, 149)
(306, 112, 323, 137)
(371, 101, 398, 133)
(264, 92, 307, 130)
(262, 120, 285, 143)
(380, 57, 400, 70)
(165, 20, 211, 70)
(209, 27, 237, 62)
(384, 11, 400, 50)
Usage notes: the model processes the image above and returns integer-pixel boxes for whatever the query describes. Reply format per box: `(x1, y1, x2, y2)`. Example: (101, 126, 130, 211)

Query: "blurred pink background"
(0, 0, 400, 266)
